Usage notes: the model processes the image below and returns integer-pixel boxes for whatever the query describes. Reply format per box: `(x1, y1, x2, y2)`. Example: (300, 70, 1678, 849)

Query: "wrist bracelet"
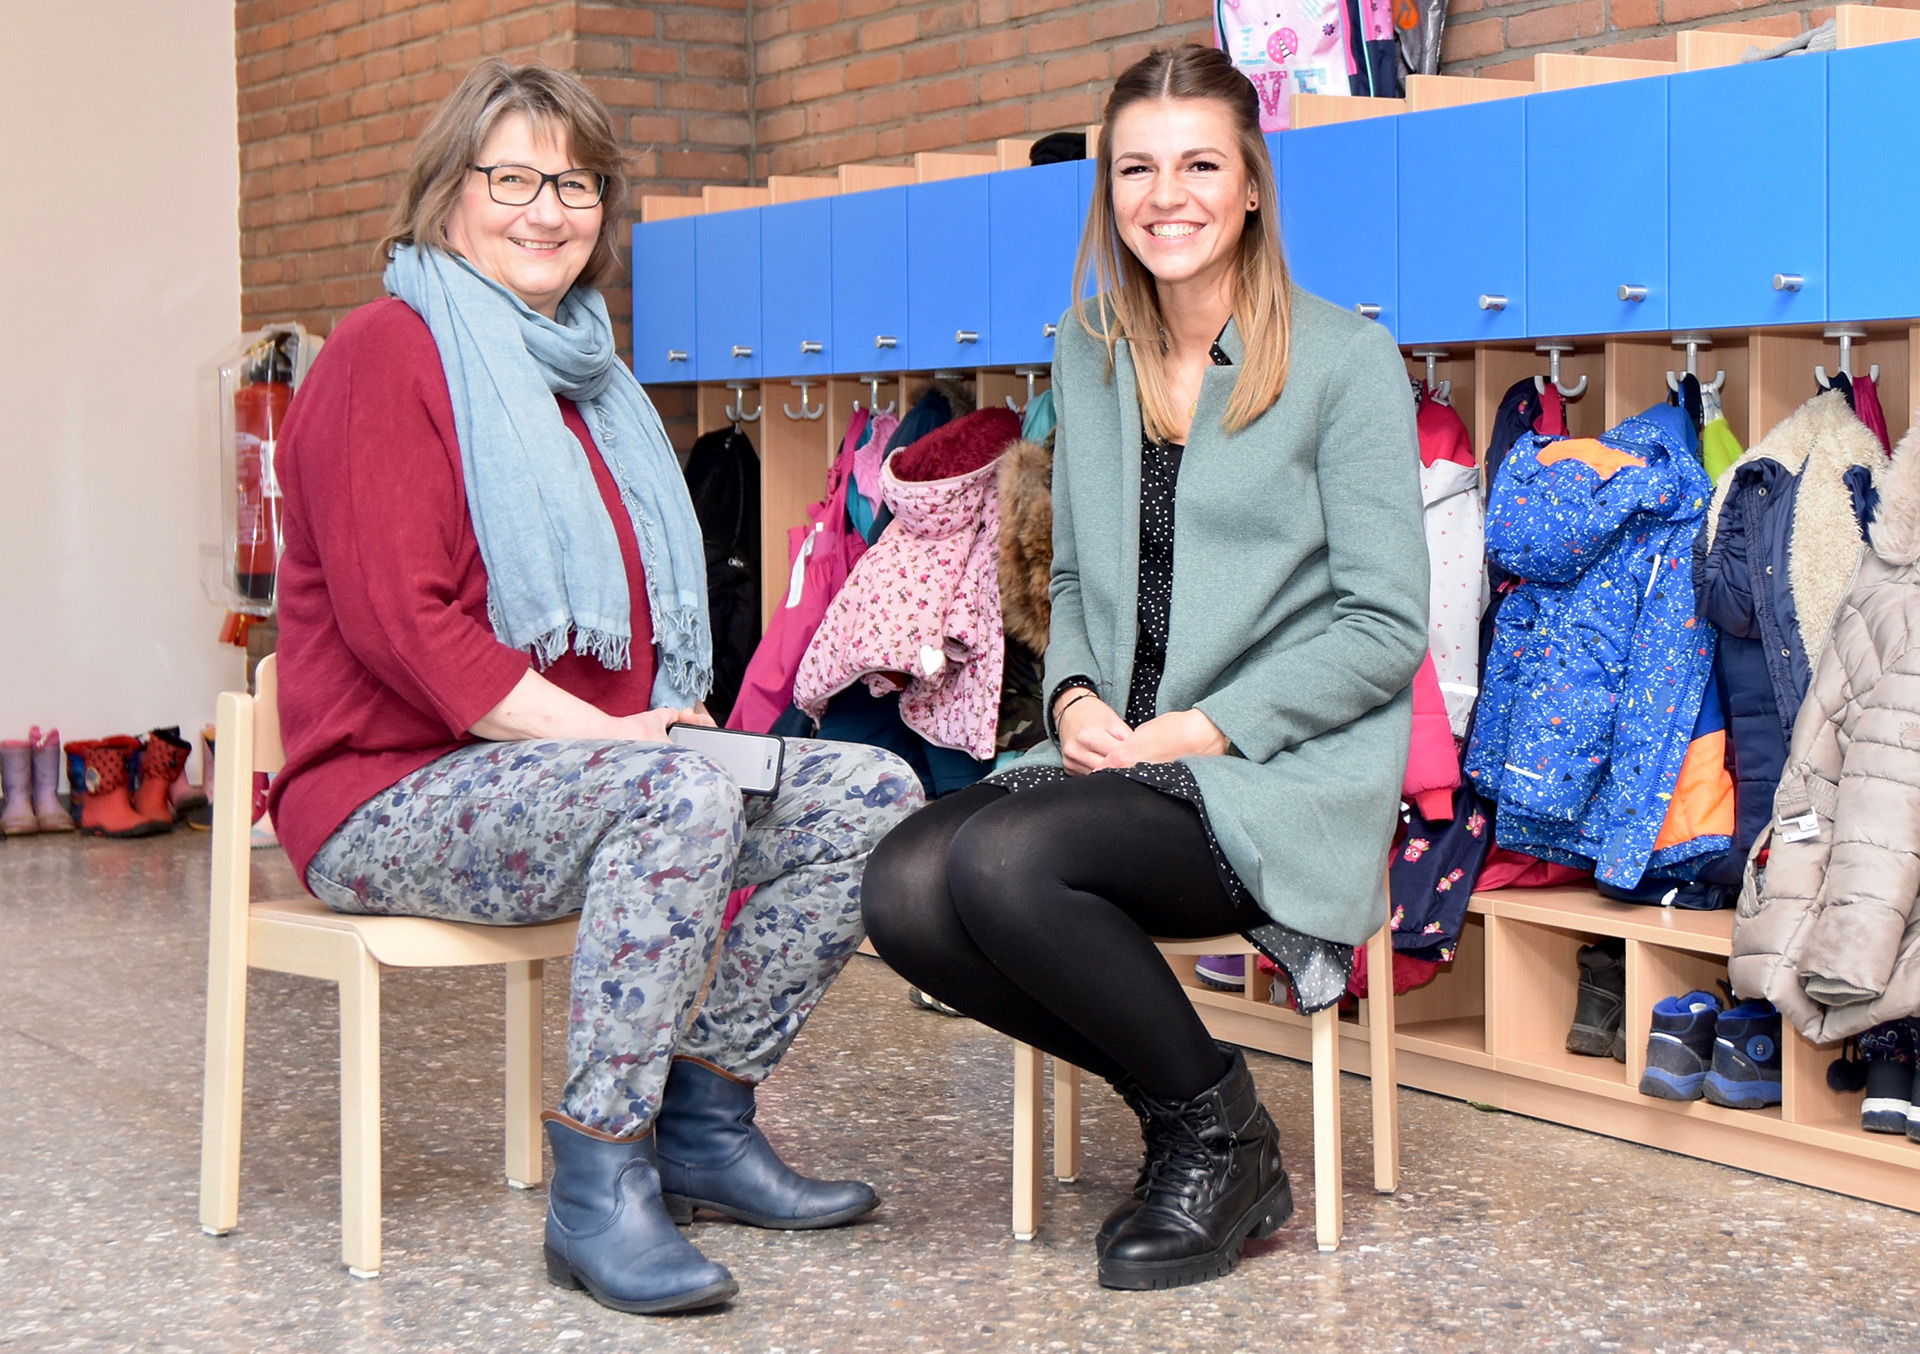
(1055, 690, 1097, 726)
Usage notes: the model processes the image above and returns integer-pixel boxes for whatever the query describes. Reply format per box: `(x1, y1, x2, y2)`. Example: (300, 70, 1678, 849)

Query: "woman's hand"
(1101, 709, 1229, 769)
(614, 707, 699, 744)
(1056, 691, 1131, 775)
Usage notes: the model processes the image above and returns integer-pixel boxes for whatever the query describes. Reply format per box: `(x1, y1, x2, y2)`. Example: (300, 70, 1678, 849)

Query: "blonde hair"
(380, 60, 628, 288)
(1071, 44, 1293, 442)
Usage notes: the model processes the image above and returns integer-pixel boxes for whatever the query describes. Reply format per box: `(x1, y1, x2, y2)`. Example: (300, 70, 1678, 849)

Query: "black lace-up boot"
(1097, 1046, 1293, 1290)
(1094, 1075, 1162, 1256)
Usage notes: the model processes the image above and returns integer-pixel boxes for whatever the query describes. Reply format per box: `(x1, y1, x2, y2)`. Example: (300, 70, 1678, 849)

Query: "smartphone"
(667, 723, 784, 795)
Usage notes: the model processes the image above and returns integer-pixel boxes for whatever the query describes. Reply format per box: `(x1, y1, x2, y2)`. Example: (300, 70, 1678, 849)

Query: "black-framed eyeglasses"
(471, 163, 607, 209)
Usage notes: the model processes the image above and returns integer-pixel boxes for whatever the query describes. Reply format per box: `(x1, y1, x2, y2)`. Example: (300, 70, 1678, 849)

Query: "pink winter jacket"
(793, 454, 1005, 760)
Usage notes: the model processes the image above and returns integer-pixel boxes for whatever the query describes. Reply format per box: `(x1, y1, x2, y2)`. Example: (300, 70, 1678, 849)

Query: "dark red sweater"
(269, 298, 656, 885)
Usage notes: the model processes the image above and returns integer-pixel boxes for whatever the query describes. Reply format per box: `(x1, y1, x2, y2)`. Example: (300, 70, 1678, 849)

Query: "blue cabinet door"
(1397, 98, 1527, 344)
(830, 187, 908, 374)
(695, 210, 761, 381)
(908, 175, 992, 371)
(760, 198, 833, 379)
(1527, 76, 1668, 336)
(1279, 116, 1398, 336)
(989, 161, 1082, 367)
(1670, 56, 1826, 330)
(631, 218, 696, 385)
(1829, 39, 1920, 323)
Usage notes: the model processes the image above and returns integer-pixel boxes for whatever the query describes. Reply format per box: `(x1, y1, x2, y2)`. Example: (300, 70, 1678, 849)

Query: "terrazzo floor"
(2, 830, 1917, 1353)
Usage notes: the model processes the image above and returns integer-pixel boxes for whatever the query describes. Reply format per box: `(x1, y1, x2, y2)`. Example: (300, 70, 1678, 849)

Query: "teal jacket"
(1014, 288, 1428, 945)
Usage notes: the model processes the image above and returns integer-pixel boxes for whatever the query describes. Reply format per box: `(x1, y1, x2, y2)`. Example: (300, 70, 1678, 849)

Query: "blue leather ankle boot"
(542, 1111, 738, 1314)
(654, 1056, 879, 1229)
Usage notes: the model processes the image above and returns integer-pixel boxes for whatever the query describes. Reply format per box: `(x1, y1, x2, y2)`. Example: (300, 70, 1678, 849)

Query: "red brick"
(845, 52, 901, 89)
(791, 65, 846, 102)
(660, 80, 744, 113)
(1596, 34, 1680, 61)
(859, 86, 916, 123)
(1439, 17, 1503, 63)
(628, 44, 681, 75)
(1026, 13, 1093, 55)
(1030, 90, 1100, 130)
(1009, 0, 1078, 17)
(920, 1, 977, 38)
(901, 113, 967, 153)
(965, 102, 1030, 142)
(1164, 0, 1212, 21)
(1683, 12, 1805, 37)
(787, 0, 840, 31)
(966, 29, 1024, 65)
(577, 4, 657, 38)
(757, 32, 807, 73)
(859, 12, 919, 50)
(1508, 0, 1606, 48)
(1660, 0, 1776, 24)
(662, 10, 745, 44)
(1043, 50, 1109, 91)
(686, 47, 748, 79)
(803, 29, 858, 63)
(916, 74, 975, 113)
(1611, 0, 1659, 29)
(808, 95, 860, 135)
(1092, 0, 1160, 41)
(903, 39, 964, 78)
(978, 63, 1042, 101)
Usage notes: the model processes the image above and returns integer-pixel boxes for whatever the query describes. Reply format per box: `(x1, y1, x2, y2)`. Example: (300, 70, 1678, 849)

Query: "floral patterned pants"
(306, 737, 922, 1138)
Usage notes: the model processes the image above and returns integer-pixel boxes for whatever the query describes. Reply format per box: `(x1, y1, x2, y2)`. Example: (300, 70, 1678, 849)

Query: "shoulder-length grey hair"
(379, 60, 629, 288)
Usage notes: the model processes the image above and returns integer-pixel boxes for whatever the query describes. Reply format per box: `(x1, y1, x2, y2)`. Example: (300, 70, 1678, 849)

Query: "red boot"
(131, 729, 189, 831)
(64, 737, 169, 838)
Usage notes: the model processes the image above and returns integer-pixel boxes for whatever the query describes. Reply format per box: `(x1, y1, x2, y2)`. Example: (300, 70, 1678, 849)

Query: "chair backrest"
(253, 653, 286, 774)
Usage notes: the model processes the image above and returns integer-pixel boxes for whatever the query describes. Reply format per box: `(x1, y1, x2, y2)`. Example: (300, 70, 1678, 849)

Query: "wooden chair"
(198, 654, 581, 1277)
(1012, 924, 1399, 1253)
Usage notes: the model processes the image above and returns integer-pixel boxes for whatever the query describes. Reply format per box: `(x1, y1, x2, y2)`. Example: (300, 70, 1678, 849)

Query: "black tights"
(861, 775, 1269, 1099)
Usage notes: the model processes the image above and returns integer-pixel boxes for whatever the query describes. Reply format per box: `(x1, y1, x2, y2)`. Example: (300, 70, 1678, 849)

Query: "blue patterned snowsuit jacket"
(1466, 404, 1718, 889)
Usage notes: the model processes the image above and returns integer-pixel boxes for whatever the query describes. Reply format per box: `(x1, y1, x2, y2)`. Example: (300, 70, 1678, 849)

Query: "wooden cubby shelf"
(1166, 884, 1920, 1214)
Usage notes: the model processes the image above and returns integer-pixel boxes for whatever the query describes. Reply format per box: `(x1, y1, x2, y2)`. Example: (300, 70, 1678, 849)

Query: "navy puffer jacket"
(1694, 390, 1879, 856)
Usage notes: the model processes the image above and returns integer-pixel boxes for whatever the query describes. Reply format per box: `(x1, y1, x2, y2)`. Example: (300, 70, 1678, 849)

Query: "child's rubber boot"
(65, 737, 169, 838)
(30, 728, 72, 831)
(1, 738, 37, 835)
(131, 729, 190, 831)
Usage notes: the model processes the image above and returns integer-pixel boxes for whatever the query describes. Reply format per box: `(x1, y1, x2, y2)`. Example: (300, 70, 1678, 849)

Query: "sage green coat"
(1014, 287, 1429, 946)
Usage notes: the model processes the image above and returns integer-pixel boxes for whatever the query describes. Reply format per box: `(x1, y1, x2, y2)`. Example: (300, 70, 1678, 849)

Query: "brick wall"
(235, 0, 750, 355)
(750, 1, 1215, 178)
(1440, 0, 1920, 77)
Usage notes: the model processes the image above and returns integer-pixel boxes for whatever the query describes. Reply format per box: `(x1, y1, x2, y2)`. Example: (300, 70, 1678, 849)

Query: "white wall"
(0, 0, 244, 763)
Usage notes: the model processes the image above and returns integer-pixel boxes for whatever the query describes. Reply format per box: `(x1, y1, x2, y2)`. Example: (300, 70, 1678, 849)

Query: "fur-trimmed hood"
(1706, 389, 1882, 670)
(1871, 423, 1920, 565)
(996, 434, 1054, 653)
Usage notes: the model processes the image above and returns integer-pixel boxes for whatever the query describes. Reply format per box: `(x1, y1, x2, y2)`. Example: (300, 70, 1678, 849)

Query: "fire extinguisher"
(233, 341, 294, 602)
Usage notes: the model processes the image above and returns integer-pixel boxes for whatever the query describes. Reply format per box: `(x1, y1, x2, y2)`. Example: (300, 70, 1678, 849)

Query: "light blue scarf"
(384, 244, 710, 707)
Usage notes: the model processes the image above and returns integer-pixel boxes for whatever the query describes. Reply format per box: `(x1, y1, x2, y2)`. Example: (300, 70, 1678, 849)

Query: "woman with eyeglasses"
(266, 60, 921, 1315)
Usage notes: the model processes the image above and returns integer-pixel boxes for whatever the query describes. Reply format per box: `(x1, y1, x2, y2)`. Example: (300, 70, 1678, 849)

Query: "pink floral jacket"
(793, 455, 1004, 760)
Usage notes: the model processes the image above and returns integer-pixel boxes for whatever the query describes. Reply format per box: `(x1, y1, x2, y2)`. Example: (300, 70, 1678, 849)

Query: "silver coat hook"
(1819, 327, 1868, 389)
(723, 383, 761, 424)
(1410, 349, 1452, 404)
(782, 379, 825, 421)
(1005, 367, 1044, 415)
(1533, 343, 1588, 400)
(853, 375, 895, 417)
(1666, 333, 1726, 396)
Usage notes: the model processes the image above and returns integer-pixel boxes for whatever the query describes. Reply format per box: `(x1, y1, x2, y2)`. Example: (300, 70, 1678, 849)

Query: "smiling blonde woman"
(863, 44, 1429, 1291)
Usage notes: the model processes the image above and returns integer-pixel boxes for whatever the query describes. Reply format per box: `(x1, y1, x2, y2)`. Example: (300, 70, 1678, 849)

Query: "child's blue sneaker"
(1638, 990, 1723, 1101)
(1702, 1000, 1783, 1110)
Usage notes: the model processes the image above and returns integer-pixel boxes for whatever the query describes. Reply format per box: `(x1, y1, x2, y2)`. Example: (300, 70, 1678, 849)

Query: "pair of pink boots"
(1, 728, 75, 835)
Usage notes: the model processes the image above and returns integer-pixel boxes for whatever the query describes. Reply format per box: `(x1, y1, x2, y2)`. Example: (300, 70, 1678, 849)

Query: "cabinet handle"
(1618, 285, 1648, 303)
(1042, 322, 1058, 338)
(1353, 303, 1381, 320)
(956, 329, 979, 345)
(800, 340, 823, 354)
(1772, 273, 1804, 293)
(1477, 294, 1507, 312)
(667, 349, 688, 363)
(875, 335, 897, 349)
(731, 344, 753, 359)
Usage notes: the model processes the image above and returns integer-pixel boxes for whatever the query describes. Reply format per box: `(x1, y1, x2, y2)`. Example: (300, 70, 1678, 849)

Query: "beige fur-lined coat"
(1731, 424, 1920, 1041)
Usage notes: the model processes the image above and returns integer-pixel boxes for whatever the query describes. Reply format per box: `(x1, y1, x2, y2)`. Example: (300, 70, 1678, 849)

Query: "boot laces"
(1141, 1102, 1231, 1199)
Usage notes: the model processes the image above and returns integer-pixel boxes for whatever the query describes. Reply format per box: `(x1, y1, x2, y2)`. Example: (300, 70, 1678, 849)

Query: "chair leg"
(1052, 1060, 1082, 1183)
(504, 959, 544, 1189)
(1012, 1041, 1044, 1241)
(1365, 925, 1400, 1195)
(1310, 1005, 1344, 1253)
(338, 947, 383, 1278)
(199, 910, 249, 1240)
